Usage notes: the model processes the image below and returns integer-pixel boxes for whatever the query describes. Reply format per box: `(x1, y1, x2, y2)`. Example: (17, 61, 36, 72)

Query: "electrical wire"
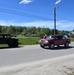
(0, 7, 52, 20)
(0, 3, 50, 15)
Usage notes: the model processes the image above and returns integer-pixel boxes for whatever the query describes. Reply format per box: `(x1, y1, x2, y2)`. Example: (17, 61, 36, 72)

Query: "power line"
(0, 7, 51, 20)
(0, 3, 50, 15)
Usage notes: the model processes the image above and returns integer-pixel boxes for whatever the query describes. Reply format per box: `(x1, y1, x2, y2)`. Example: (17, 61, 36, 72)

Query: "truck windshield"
(47, 36, 56, 39)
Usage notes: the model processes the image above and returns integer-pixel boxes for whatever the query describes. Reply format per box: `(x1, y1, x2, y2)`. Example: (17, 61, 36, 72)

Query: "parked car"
(0, 34, 19, 47)
(39, 35, 71, 49)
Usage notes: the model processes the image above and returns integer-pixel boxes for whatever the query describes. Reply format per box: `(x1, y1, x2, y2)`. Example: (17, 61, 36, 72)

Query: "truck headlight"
(45, 40, 48, 44)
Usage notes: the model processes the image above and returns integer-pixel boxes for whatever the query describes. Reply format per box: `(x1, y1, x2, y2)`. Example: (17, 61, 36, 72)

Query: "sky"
(0, 0, 74, 31)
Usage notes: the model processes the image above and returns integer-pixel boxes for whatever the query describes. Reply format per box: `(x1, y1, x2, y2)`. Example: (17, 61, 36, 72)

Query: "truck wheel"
(40, 44, 45, 48)
(8, 44, 12, 47)
(13, 41, 18, 47)
(57, 45, 60, 47)
(64, 42, 69, 47)
(8, 41, 18, 47)
(49, 43, 54, 49)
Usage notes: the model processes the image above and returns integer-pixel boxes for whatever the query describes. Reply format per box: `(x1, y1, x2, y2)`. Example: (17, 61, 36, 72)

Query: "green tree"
(21, 29, 27, 36)
(8, 25, 15, 35)
(0, 25, 2, 33)
(1, 26, 9, 33)
(52, 29, 59, 35)
(42, 28, 51, 35)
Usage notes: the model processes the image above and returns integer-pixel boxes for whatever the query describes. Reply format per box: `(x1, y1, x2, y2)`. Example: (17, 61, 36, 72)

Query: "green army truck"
(0, 34, 19, 47)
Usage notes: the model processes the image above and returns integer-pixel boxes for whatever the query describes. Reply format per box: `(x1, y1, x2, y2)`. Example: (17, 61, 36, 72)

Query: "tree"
(8, 25, 15, 35)
(42, 28, 51, 35)
(0, 25, 2, 33)
(52, 29, 59, 35)
(15, 26, 23, 35)
(21, 29, 27, 36)
(29, 27, 36, 34)
(1, 26, 8, 33)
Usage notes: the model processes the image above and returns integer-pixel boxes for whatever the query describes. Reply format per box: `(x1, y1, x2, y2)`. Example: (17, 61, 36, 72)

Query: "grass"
(0, 37, 74, 47)
(0, 37, 40, 47)
(18, 37, 40, 45)
(18, 37, 74, 45)
(71, 38, 74, 42)
(0, 44, 8, 47)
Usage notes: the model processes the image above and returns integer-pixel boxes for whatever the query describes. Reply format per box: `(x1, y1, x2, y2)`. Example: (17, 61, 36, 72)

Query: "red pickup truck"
(39, 35, 71, 49)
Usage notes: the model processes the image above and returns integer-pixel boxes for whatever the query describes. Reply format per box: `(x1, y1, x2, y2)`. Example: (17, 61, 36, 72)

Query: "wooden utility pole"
(54, 6, 56, 35)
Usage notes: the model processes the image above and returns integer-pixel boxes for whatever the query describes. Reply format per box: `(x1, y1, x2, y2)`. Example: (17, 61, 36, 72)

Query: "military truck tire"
(8, 41, 18, 47)
(13, 41, 18, 47)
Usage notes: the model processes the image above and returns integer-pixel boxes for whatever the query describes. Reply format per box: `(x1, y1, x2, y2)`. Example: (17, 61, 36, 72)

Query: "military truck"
(0, 34, 19, 47)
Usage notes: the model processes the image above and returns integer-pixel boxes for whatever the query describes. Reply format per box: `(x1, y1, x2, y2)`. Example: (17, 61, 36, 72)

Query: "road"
(0, 42, 74, 67)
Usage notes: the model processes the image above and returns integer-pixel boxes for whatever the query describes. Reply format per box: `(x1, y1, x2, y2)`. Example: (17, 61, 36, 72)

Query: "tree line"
(0, 25, 71, 37)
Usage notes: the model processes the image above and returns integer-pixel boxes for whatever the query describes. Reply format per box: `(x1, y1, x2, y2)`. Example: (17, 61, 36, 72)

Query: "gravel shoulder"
(0, 54, 74, 75)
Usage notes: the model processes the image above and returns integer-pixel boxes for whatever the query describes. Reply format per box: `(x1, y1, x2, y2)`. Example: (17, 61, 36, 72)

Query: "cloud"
(20, 21, 54, 28)
(55, 0, 62, 4)
(19, 0, 33, 4)
(0, 20, 74, 30)
(56, 20, 74, 30)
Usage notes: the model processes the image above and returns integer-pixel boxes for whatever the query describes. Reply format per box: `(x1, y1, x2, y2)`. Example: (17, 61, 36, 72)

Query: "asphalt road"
(0, 42, 74, 67)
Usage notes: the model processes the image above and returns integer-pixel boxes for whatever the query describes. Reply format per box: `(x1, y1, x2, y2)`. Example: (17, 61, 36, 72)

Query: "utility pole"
(54, 6, 56, 35)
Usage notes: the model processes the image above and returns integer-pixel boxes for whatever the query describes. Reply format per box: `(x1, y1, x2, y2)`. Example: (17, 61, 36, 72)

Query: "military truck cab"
(0, 34, 19, 47)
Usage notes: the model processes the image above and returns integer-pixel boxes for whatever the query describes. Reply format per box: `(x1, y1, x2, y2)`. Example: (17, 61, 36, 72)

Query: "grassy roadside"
(18, 37, 40, 45)
(71, 38, 74, 42)
(0, 37, 74, 47)
(19, 37, 74, 45)
(0, 44, 8, 47)
(0, 37, 40, 47)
